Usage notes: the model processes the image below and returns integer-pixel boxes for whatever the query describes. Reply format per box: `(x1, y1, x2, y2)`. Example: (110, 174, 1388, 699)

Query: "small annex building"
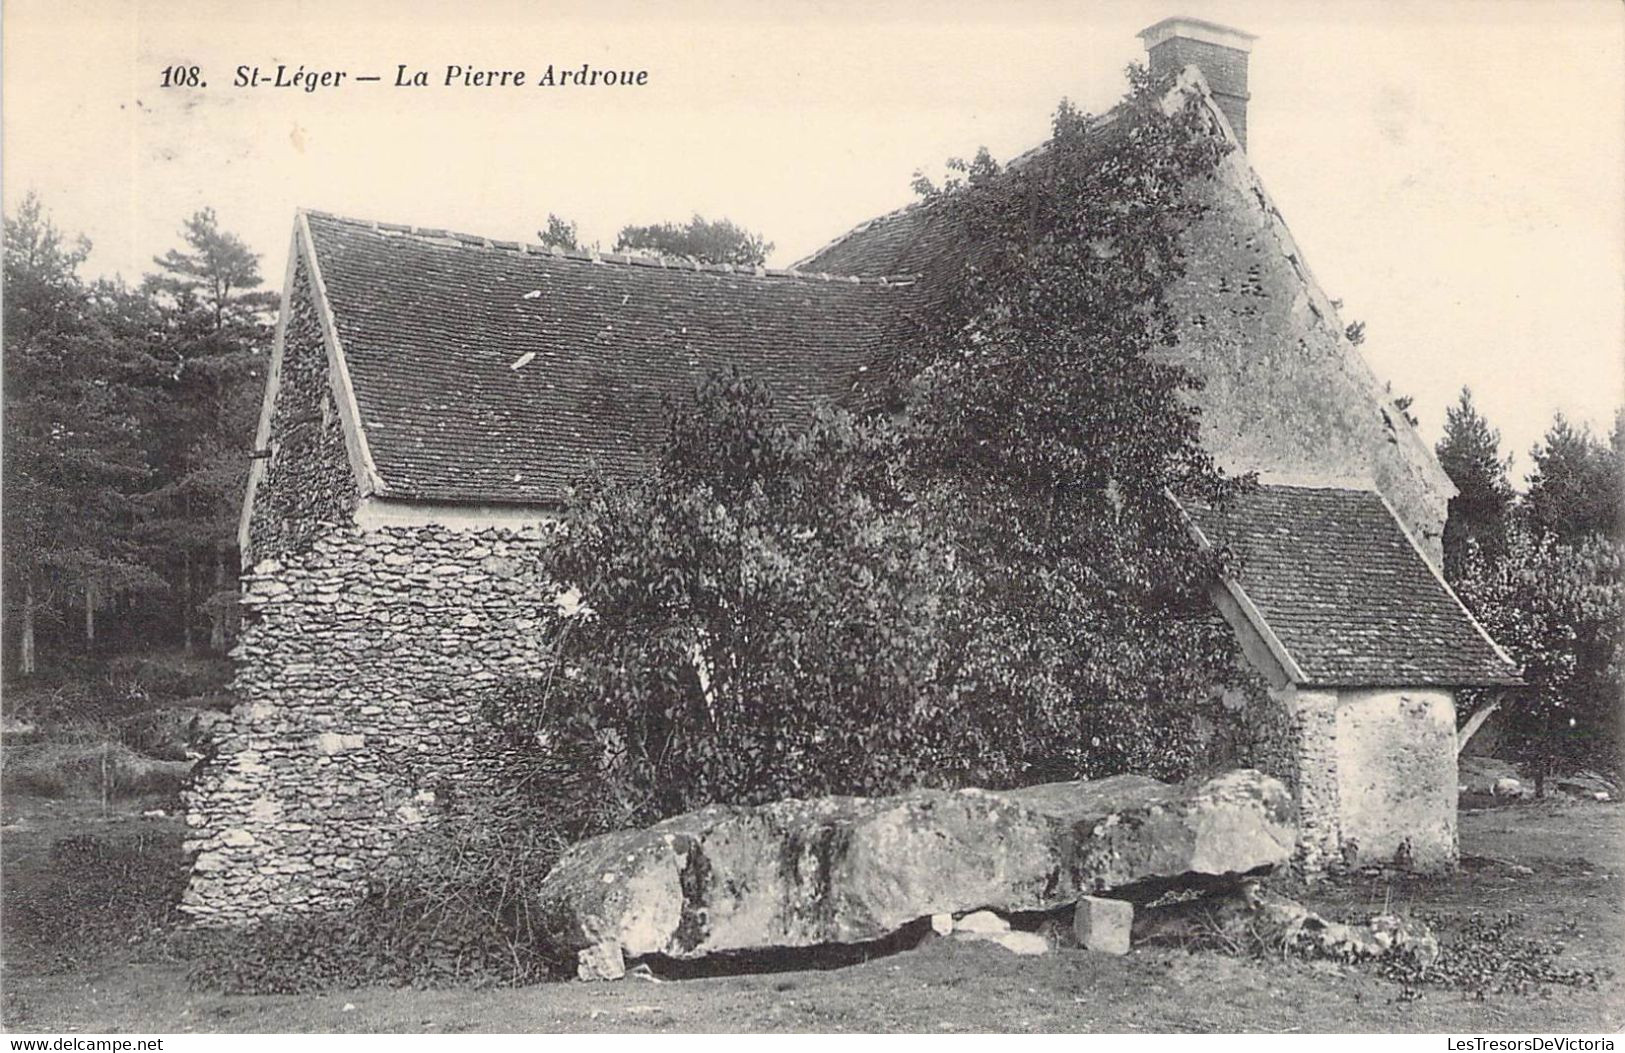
(181, 17, 1520, 922)
(1184, 484, 1516, 869)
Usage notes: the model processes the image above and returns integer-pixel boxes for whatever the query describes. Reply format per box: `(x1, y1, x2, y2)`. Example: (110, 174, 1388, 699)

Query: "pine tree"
(1455, 406, 1625, 784)
(3, 196, 162, 671)
(141, 209, 277, 652)
(1435, 387, 1515, 579)
(1525, 413, 1620, 544)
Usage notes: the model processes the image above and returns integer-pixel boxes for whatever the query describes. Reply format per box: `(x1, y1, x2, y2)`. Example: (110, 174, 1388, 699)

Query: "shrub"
(2, 678, 127, 729)
(517, 71, 1247, 817)
(179, 732, 631, 995)
(3, 651, 232, 729)
(117, 704, 228, 761)
(2, 830, 189, 973)
(899, 73, 1248, 784)
(179, 802, 575, 993)
(105, 651, 232, 702)
(0, 739, 191, 800)
(527, 377, 990, 818)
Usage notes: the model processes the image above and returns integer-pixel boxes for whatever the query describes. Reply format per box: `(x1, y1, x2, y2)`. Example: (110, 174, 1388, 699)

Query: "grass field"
(2, 793, 1620, 1034)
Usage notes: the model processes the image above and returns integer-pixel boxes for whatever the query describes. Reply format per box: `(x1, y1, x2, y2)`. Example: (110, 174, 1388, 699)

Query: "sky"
(4, 0, 1622, 479)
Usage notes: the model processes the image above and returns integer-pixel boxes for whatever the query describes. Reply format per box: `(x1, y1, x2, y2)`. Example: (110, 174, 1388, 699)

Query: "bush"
(179, 729, 632, 995)
(522, 75, 1246, 817)
(105, 651, 231, 703)
(179, 802, 577, 993)
(117, 704, 228, 761)
(2, 678, 129, 729)
(527, 376, 995, 817)
(3, 651, 232, 729)
(0, 739, 191, 800)
(2, 830, 189, 973)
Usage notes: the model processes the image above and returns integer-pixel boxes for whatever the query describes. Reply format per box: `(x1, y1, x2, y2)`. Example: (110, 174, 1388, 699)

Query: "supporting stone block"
(577, 940, 625, 981)
(1073, 895, 1134, 955)
(954, 909, 1009, 935)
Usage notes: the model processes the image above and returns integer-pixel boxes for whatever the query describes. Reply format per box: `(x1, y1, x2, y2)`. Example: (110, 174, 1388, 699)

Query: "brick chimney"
(1138, 16, 1257, 149)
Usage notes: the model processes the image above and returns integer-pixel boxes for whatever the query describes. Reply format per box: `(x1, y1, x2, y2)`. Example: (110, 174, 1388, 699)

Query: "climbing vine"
(898, 65, 1252, 779)
(511, 67, 1252, 817)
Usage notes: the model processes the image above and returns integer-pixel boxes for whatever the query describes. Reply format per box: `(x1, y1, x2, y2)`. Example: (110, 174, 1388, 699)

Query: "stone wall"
(1280, 689, 1344, 871)
(1195, 683, 1337, 870)
(1164, 145, 1454, 566)
(250, 259, 358, 562)
(1230, 685, 1458, 873)
(185, 244, 568, 923)
(1334, 688, 1458, 871)
(181, 520, 558, 922)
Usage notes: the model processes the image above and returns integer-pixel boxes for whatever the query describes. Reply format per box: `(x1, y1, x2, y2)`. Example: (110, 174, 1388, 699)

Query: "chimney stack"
(1137, 16, 1257, 149)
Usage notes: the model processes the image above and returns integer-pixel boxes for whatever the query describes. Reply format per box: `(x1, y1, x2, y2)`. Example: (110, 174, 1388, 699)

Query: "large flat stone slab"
(534, 769, 1293, 974)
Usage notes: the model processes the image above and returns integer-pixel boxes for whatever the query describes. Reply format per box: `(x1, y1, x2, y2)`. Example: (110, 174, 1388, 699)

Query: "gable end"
(238, 221, 379, 564)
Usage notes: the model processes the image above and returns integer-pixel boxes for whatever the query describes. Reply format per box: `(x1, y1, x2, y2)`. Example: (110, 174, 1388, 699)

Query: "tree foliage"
(523, 371, 980, 816)
(1437, 387, 1515, 578)
(613, 214, 772, 267)
(537, 213, 581, 253)
(2, 198, 272, 671)
(1524, 412, 1622, 544)
(896, 71, 1249, 781)
(1445, 402, 1624, 781)
(1455, 525, 1622, 780)
(3, 196, 164, 669)
(511, 70, 1248, 814)
(139, 208, 277, 651)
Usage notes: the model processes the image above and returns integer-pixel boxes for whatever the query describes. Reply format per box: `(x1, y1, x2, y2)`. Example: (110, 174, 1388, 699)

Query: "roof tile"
(303, 211, 922, 506)
(1187, 485, 1520, 688)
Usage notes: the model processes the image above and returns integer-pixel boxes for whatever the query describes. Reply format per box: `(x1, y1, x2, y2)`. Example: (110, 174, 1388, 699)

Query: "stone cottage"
(181, 17, 1520, 922)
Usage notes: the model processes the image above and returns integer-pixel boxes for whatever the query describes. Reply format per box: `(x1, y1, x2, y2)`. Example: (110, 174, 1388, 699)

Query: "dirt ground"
(2, 794, 1621, 1034)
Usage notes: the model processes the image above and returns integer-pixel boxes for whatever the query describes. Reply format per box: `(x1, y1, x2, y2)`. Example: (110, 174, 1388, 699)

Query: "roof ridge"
(300, 209, 921, 287)
(789, 199, 933, 272)
(792, 107, 1123, 273)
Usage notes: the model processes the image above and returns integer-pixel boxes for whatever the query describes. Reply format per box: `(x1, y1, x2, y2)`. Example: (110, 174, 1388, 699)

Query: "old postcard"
(3, 0, 1621, 1039)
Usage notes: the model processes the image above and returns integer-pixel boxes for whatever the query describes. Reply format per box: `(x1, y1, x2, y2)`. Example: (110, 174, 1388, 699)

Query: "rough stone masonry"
(181, 523, 554, 921)
(180, 253, 561, 922)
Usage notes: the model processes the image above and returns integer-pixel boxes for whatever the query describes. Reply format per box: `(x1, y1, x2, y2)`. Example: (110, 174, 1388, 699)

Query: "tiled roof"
(302, 211, 925, 505)
(1186, 485, 1521, 688)
(795, 111, 1124, 281)
(795, 200, 941, 278)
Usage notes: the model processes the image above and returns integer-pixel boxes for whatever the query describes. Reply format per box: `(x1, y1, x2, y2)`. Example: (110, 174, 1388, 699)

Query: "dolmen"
(533, 768, 1296, 979)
